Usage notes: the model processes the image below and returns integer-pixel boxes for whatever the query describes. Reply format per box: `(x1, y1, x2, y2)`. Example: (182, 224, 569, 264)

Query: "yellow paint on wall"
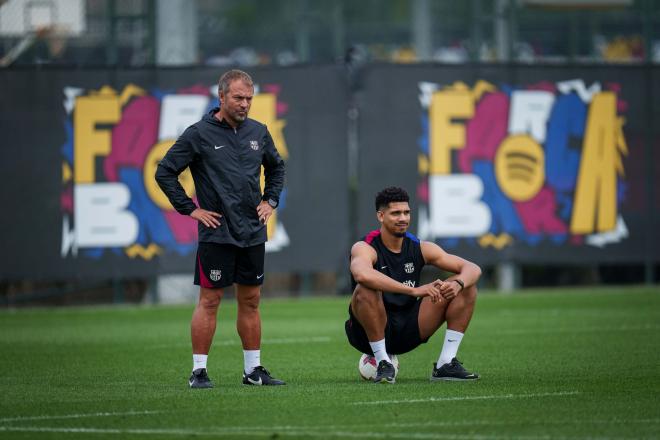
(570, 92, 626, 234)
(495, 135, 545, 202)
(251, 93, 288, 159)
(118, 84, 146, 107)
(125, 243, 162, 260)
(429, 90, 473, 174)
(62, 162, 72, 183)
(418, 154, 429, 175)
(144, 140, 196, 210)
(73, 94, 120, 183)
(478, 233, 513, 249)
(260, 169, 277, 239)
(471, 80, 496, 102)
(251, 92, 289, 240)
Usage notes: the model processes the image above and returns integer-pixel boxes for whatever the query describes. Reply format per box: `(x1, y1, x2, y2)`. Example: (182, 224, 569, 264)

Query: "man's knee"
(352, 285, 382, 309)
(237, 285, 261, 311)
(199, 288, 222, 311)
(462, 284, 477, 305)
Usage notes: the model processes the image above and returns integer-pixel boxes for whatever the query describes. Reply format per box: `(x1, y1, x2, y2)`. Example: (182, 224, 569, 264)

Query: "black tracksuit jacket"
(155, 108, 285, 247)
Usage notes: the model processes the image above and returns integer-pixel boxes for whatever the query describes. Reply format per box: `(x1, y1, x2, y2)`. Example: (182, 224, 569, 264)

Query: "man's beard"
(230, 110, 248, 123)
(393, 231, 406, 238)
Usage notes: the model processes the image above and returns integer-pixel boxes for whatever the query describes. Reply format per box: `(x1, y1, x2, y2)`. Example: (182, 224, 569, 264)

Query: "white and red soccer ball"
(358, 353, 399, 380)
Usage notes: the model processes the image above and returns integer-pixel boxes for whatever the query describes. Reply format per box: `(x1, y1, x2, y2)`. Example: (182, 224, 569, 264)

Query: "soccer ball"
(358, 353, 399, 380)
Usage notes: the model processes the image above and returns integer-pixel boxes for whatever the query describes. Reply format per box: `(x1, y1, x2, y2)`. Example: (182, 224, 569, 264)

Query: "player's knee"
(353, 285, 380, 308)
(199, 294, 221, 311)
(238, 293, 260, 311)
(463, 284, 478, 304)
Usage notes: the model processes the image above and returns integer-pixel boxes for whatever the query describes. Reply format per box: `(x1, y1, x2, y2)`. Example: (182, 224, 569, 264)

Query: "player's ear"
(376, 210, 384, 223)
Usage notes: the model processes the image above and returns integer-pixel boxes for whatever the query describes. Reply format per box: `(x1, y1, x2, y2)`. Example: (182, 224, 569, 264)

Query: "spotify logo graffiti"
(494, 135, 545, 202)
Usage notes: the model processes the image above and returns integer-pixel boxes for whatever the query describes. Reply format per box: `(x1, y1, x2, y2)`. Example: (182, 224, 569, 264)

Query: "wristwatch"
(266, 198, 278, 208)
(453, 279, 465, 291)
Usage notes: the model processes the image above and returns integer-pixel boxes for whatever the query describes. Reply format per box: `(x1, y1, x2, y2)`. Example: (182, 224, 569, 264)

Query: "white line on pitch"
(381, 418, 660, 428)
(149, 336, 332, 349)
(351, 391, 580, 405)
(0, 410, 162, 424)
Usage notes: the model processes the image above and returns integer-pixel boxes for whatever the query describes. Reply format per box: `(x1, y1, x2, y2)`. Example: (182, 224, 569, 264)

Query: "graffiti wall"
(357, 65, 657, 264)
(0, 67, 349, 280)
(60, 82, 291, 258)
(0, 64, 657, 281)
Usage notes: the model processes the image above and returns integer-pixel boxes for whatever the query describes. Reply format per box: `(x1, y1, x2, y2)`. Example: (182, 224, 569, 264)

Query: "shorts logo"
(404, 262, 414, 274)
(250, 140, 259, 150)
(209, 270, 222, 282)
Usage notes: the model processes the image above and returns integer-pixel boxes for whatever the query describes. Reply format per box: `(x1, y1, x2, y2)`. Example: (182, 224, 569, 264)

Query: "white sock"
(369, 339, 391, 364)
(243, 350, 261, 375)
(193, 354, 207, 372)
(437, 329, 464, 368)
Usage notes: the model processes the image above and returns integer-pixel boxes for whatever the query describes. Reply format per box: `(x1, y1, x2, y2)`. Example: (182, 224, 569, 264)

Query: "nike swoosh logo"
(381, 266, 387, 270)
(247, 377, 262, 385)
(214, 145, 225, 149)
(448, 339, 457, 342)
(256, 274, 264, 279)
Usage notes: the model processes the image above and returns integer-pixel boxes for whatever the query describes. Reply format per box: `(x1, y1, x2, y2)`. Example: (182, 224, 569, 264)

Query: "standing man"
(346, 187, 481, 383)
(156, 70, 286, 388)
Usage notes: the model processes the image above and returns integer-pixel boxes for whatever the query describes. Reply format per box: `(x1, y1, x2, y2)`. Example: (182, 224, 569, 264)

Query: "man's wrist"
(453, 279, 465, 291)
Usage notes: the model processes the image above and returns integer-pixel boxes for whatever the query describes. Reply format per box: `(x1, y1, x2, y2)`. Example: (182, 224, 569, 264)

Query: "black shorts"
(194, 242, 265, 289)
(344, 301, 428, 355)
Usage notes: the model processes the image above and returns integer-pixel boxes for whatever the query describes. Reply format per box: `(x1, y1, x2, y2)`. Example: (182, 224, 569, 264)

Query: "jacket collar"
(205, 107, 244, 129)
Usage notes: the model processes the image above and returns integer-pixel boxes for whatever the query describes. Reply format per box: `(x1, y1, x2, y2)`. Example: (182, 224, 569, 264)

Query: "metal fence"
(1, 0, 659, 68)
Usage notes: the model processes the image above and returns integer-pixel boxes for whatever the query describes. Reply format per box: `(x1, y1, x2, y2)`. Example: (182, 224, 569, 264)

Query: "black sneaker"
(430, 358, 479, 381)
(189, 368, 214, 388)
(242, 366, 286, 386)
(373, 360, 396, 384)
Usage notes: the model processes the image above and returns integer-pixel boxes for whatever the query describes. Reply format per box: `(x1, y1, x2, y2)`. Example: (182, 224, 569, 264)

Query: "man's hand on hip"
(190, 208, 222, 228)
(256, 201, 274, 224)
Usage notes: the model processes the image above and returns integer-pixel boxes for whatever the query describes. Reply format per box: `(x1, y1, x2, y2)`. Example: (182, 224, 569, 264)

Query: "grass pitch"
(0, 286, 659, 439)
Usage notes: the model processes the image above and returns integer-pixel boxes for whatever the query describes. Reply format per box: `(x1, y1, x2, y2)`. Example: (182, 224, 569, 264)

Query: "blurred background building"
(1, 0, 658, 306)
(2, 0, 659, 67)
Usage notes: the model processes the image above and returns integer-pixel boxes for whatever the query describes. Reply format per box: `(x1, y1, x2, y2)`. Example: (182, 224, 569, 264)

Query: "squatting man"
(345, 186, 481, 383)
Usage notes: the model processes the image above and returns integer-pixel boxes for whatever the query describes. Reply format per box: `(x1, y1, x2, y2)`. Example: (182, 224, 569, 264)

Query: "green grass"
(0, 286, 659, 439)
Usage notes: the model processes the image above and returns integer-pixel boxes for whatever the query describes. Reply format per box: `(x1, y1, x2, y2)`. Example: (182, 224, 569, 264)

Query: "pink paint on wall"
(105, 96, 160, 182)
(514, 187, 567, 234)
(61, 186, 73, 213)
(459, 92, 509, 173)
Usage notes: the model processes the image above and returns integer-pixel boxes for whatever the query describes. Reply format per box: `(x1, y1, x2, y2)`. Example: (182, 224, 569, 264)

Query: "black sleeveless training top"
(351, 230, 426, 310)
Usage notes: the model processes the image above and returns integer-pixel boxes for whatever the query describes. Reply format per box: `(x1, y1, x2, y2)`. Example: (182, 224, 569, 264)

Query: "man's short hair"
(218, 69, 254, 97)
(375, 187, 409, 211)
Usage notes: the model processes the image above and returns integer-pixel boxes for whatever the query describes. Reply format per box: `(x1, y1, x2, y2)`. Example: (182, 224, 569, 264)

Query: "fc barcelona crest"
(404, 262, 414, 274)
(210, 270, 222, 282)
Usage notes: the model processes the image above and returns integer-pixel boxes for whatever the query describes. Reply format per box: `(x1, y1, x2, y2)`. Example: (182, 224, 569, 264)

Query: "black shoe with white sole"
(189, 368, 214, 388)
(242, 366, 286, 386)
(373, 360, 396, 384)
(431, 358, 479, 381)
